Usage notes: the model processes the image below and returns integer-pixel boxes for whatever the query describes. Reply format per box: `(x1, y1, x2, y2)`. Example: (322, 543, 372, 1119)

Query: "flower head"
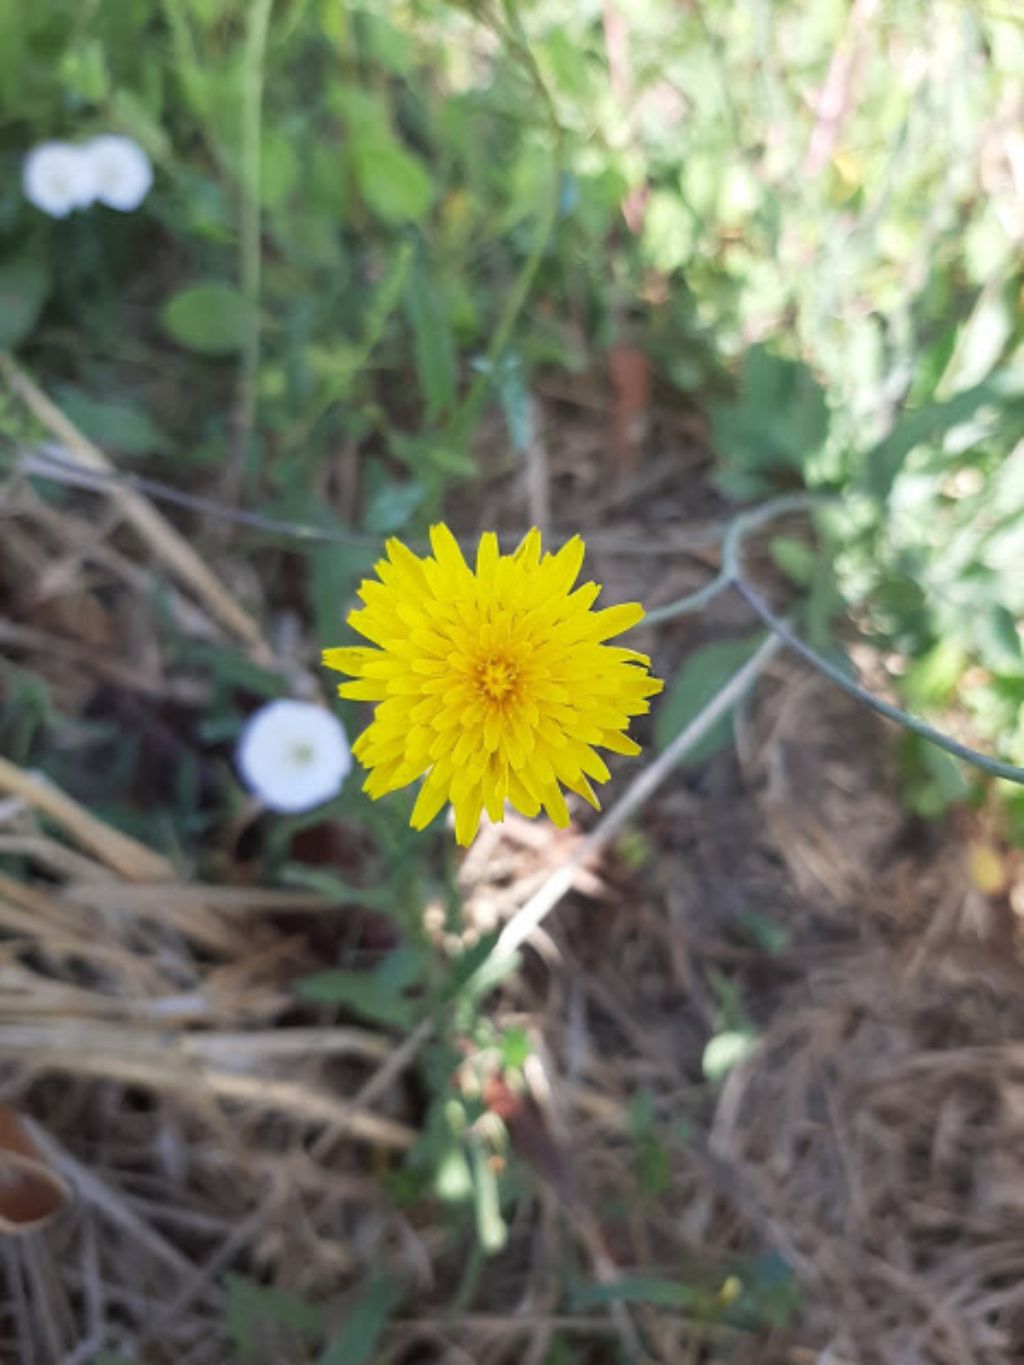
(323, 526, 662, 845)
(237, 700, 351, 814)
(84, 135, 152, 211)
(22, 142, 95, 218)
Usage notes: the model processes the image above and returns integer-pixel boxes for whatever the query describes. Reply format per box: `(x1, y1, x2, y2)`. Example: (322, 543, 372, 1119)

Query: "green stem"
(236, 0, 274, 489)
(731, 577, 1024, 786)
(645, 493, 815, 625)
(647, 490, 1024, 787)
(448, 0, 564, 449)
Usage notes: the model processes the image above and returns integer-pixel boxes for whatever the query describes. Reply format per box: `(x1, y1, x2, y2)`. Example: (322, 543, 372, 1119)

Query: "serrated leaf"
(0, 259, 48, 349)
(654, 634, 765, 765)
(162, 282, 253, 355)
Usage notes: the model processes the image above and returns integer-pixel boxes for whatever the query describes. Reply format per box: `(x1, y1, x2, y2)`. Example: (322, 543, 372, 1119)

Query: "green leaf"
(389, 431, 475, 478)
(261, 132, 301, 211)
(359, 12, 415, 74)
(365, 479, 425, 534)
(654, 634, 765, 764)
(862, 381, 1007, 499)
(279, 865, 393, 911)
(711, 347, 829, 496)
(736, 910, 790, 955)
(0, 258, 48, 349)
(900, 734, 970, 818)
(405, 262, 457, 418)
(318, 1277, 401, 1365)
(447, 930, 519, 1010)
(162, 282, 253, 355)
(355, 138, 433, 223)
(56, 386, 169, 457)
(770, 536, 817, 587)
(903, 637, 967, 709)
(726, 1251, 802, 1329)
(192, 641, 283, 698)
(224, 1275, 323, 1362)
(643, 189, 697, 273)
(972, 605, 1022, 674)
(500, 1026, 531, 1070)
(297, 945, 430, 1027)
(340, 90, 433, 225)
(309, 536, 377, 644)
(573, 1275, 704, 1311)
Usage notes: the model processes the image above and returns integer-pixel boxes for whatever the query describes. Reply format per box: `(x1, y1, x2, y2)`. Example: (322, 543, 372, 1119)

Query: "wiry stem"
(732, 576, 1024, 785)
(448, 0, 564, 450)
(647, 490, 1024, 788)
(233, 0, 274, 495)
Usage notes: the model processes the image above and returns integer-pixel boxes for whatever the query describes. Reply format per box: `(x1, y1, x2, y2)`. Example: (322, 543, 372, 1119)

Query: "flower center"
(474, 652, 520, 705)
(290, 741, 315, 767)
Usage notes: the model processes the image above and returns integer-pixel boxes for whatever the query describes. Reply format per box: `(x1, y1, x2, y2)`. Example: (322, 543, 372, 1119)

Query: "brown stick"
(0, 756, 173, 883)
(0, 354, 272, 664)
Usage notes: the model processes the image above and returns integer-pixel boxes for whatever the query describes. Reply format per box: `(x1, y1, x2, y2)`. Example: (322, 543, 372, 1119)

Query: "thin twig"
(732, 577, 1024, 786)
(8, 441, 724, 558)
(644, 492, 814, 625)
(0, 356, 271, 661)
(0, 616, 206, 703)
(645, 489, 1024, 788)
(0, 756, 173, 883)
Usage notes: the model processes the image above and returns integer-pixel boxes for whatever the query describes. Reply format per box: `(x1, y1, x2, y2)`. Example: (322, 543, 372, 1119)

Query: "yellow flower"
(322, 525, 662, 846)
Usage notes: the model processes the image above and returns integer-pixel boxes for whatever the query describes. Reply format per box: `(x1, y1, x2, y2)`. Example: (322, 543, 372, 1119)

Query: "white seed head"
(236, 700, 351, 814)
(22, 142, 96, 218)
(84, 135, 153, 212)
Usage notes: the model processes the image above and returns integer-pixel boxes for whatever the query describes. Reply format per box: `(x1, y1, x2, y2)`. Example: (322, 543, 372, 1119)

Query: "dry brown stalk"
(0, 353, 272, 664)
(0, 755, 173, 882)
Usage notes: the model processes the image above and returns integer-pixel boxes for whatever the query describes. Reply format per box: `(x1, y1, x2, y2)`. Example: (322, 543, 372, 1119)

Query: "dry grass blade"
(0, 352, 272, 663)
(0, 756, 173, 882)
(0, 1021, 416, 1150)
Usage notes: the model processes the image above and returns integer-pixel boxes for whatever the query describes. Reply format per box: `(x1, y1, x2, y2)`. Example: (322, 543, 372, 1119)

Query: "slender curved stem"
(645, 492, 816, 625)
(731, 577, 1024, 785)
(647, 489, 1024, 787)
